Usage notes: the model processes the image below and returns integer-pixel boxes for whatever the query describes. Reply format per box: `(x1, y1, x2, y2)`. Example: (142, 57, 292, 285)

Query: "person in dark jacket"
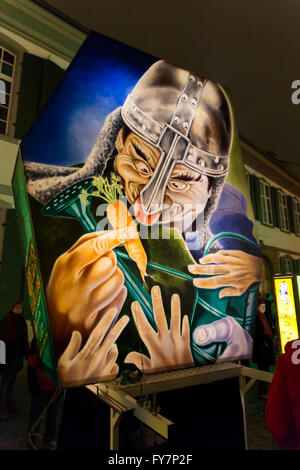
(0, 301, 29, 420)
(265, 339, 300, 450)
(252, 299, 276, 398)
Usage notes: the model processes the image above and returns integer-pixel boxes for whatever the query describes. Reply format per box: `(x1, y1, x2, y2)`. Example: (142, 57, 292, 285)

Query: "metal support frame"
(239, 365, 273, 450)
(110, 408, 123, 451)
(86, 362, 273, 451)
(26, 387, 63, 450)
(87, 383, 173, 450)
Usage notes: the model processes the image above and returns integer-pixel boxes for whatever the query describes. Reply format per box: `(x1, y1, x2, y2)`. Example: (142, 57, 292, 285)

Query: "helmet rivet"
(174, 116, 181, 124)
(214, 156, 220, 164)
(197, 80, 203, 87)
(199, 160, 206, 167)
(218, 164, 224, 171)
(182, 93, 188, 101)
(189, 75, 195, 81)
(191, 98, 198, 106)
(183, 122, 189, 129)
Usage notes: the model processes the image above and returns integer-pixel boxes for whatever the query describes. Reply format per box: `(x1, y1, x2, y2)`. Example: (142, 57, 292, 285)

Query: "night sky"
(21, 32, 156, 166)
(35, 0, 300, 179)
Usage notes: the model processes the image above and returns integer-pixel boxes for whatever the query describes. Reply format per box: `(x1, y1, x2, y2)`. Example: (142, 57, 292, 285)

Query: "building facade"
(241, 139, 300, 299)
(0, 0, 86, 315)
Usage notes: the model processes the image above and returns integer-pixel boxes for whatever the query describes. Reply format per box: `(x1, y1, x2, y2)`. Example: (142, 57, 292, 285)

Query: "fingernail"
(188, 265, 197, 273)
(193, 279, 200, 287)
(152, 285, 160, 297)
(118, 227, 138, 241)
(173, 294, 179, 304)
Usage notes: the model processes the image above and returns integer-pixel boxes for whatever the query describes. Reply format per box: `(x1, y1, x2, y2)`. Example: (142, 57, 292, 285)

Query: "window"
(259, 180, 273, 225)
(0, 46, 16, 135)
(279, 256, 294, 273)
(293, 199, 300, 235)
(278, 191, 290, 231)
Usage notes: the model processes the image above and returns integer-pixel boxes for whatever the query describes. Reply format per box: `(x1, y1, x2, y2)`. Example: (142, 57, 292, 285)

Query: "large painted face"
(114, 128, 211, 230)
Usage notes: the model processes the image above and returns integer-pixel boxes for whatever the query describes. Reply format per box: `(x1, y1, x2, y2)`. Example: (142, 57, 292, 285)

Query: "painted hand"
(188, 250, 262, 298)
(125, 286, 194, 373)
(46, 228, 136, 356)
(58, 307, 129, 386)
(192, 316, 253, 361)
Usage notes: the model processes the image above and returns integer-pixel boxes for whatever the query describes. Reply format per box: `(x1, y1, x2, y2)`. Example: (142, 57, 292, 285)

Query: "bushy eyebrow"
(131, 140, 150, 163)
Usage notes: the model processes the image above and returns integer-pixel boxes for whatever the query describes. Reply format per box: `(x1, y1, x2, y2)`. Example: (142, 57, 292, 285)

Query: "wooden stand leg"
(239, 375, 249, 450)
(110, 408, 123, 450)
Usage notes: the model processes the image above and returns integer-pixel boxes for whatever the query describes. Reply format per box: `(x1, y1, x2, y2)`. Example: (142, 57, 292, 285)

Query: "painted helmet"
(122, 60, 233, 215)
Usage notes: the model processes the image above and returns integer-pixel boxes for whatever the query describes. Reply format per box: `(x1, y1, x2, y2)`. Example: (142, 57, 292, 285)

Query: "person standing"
(265, 339, 300, 450)
(0, 301, 29, 420)
(252, 299, 276, 398)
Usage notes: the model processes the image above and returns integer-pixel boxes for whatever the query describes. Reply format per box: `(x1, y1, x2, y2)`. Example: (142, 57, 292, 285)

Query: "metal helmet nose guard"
(121, 60, 233, 215)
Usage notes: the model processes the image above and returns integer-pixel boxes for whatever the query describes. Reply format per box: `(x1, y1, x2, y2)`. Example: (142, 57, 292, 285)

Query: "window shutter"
(270, 187, 280, 228)
(287, 196, 295, 233)
(277, 192, 283, 230)
(293, 200, 299, 235)
(15, 54, 43, 139)
(249, 174, 262, 221)
(292, 259, 298, 273)
(255, 177, 263, 221)
(279, 256, 285, 273)
(15, 53, 64, 139)
(39, 59, 65, 109)
(294, 259, 300, 273)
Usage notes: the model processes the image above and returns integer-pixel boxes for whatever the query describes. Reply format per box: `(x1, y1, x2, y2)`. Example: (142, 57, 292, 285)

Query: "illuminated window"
(0, 47, 16, 135)
(278, 192, 290, 231)
(259, 180, 273, 225)
(293, 200, 300, 235)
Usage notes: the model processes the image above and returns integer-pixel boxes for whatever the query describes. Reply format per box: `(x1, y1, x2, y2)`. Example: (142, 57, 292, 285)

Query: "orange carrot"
(107, 200, 147, 280)
(80, 173, 147, 280)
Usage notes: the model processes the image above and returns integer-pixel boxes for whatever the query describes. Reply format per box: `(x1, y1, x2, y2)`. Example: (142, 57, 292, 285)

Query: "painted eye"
(168, 180, 190, 191)
(135, 160, 151, 176)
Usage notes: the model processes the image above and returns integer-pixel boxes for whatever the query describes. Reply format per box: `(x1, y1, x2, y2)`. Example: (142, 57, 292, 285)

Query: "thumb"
(61, 330, 82, 361)
(193, 318, 232, 346)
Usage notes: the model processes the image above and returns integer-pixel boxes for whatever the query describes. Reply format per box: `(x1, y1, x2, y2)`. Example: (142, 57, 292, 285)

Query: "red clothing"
(265, 339, 300, 450)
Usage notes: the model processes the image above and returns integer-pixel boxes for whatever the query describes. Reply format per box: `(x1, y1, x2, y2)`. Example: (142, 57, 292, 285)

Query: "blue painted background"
(21, 31, 157, 167)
